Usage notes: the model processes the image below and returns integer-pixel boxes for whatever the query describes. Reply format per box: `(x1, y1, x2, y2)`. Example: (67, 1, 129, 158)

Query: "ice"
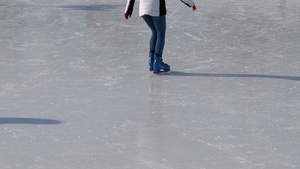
(1, 0, 300, 168)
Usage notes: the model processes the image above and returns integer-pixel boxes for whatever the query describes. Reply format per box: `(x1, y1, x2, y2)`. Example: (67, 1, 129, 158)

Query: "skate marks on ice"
(59, 4, 121, 11)
(167, 71, 300, 81)
(0, 117, 63, 125)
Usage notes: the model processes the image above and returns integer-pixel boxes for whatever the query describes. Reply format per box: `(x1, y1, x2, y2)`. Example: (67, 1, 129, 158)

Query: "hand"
(192, 5, 197, 11)
(124, 13, 131, 19)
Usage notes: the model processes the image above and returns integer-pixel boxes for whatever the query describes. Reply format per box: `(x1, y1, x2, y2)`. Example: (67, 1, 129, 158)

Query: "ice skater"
(124, 0, 196, 74)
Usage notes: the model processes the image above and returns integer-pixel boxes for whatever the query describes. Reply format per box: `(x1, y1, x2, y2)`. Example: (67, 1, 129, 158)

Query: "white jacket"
(125, 0, 195, 17)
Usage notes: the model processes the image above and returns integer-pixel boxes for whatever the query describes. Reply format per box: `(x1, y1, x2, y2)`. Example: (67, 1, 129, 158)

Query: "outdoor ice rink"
(1, 0, 300, 168)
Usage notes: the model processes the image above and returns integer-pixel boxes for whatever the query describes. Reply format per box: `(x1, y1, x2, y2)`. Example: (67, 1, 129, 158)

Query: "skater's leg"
(152, 16, 169, 74)
(152, 15, 166, 57)
(142, 15, 157, 52)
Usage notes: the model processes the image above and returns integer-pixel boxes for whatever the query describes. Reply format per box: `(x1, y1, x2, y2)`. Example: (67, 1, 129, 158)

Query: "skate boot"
(149, 51, 154, 71)
(153, 54, 170, 74)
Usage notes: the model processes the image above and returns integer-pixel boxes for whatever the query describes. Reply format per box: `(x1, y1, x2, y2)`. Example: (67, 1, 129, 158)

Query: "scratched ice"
(1, 0, 300, 168)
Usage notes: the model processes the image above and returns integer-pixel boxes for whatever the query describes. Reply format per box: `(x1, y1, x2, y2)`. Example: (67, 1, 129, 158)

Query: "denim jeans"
(142, 15, 166, 57)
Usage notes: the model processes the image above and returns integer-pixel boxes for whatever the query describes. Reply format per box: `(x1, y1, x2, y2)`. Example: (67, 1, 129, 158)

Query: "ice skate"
(153, 54, 170, 74)
(149, 51, 154, 71)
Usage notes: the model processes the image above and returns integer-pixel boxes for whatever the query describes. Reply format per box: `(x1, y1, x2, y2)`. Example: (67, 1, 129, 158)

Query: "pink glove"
(192, 5, 197, 11)
(124, 13, 131, 19)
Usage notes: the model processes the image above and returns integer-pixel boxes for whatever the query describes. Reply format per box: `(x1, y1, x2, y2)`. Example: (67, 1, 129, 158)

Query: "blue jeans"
(142, 15, 166, 57)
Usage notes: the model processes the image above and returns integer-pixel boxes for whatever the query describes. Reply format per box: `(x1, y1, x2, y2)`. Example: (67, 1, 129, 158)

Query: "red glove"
(124, 13, 131, 19)
(192, 5, 197, 11)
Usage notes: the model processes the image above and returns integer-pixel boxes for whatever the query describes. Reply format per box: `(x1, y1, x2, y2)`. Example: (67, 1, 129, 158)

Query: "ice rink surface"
(1, 0, 300, 168)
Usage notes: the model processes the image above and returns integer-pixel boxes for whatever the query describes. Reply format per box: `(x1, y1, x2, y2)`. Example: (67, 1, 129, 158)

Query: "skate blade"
(153, 70, 171, 75)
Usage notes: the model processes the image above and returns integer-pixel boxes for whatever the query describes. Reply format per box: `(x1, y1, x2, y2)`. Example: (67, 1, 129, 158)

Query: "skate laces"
(160, 58, 169, 66)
